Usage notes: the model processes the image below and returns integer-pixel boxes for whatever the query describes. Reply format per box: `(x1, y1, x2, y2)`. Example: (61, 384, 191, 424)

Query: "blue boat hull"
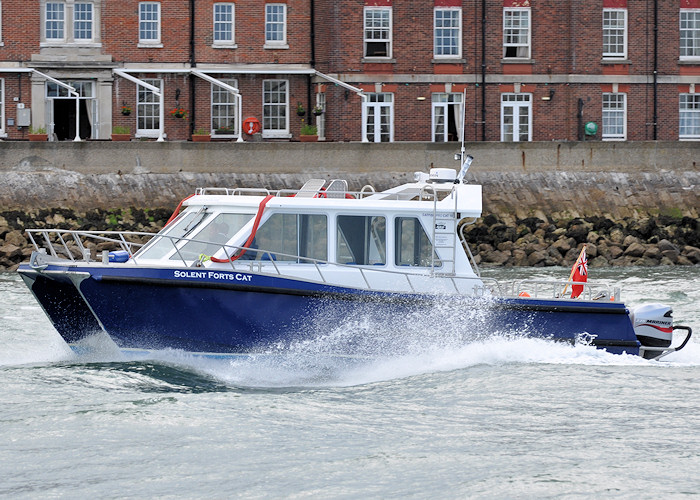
(18, 265, 640, 356)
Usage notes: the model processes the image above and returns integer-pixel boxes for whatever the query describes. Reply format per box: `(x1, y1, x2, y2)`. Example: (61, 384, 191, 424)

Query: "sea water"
(1, 267, 698, 499)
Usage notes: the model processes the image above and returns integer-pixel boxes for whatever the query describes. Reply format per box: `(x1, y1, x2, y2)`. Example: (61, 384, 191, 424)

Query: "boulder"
(0, 244, 22, 259)
(527, 250, 548, 266)
(623, 242, 646, 257)
(4, 230, 27, 247)
(682, 246, 700, 264)
(657, 239, 678, 253)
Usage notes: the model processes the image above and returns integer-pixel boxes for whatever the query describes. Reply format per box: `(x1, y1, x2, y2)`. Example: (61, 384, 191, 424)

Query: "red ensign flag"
(570, 246, 588, 298)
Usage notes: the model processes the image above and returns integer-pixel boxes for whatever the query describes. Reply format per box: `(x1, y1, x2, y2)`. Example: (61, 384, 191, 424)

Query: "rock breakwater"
(463, 214, 700, 268)
(1, 208, 698, 271)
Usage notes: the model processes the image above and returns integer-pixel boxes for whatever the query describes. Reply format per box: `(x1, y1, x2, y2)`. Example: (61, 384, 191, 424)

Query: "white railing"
(25, 229, 619, 303)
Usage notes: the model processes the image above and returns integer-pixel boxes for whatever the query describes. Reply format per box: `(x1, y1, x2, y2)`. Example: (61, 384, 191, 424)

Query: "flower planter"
(300, 135, 318, 142)
(192, 135, 211, 142)
(111, 134, 131, 141)
(28, 134, 48, 142)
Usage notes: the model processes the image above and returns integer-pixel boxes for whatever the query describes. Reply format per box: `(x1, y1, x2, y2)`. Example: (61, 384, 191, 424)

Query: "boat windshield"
(135, 210, 251, 261)
(169, 212, 253, 261)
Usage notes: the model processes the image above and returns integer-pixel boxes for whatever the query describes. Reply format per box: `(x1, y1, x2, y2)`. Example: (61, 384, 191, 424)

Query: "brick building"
(0, 0, 698, 142)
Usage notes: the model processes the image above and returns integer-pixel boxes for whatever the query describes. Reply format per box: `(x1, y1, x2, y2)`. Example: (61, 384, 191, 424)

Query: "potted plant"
(170, 107, 187, 119)
(28, 125, 48, 142)
(192, 128, 211, 142)
(121, 105, 132, 116)
(299, 123, 318, 142)
(312, 105, 324, 116)
(296, 102, 306, 117)
(111, 125, 131, 141)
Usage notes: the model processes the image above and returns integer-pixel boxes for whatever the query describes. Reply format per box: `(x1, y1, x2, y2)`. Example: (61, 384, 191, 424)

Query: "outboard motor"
(630, 303, 693, 360)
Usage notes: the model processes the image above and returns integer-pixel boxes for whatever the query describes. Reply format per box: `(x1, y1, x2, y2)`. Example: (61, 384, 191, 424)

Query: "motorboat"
(17, 155, 692, 360)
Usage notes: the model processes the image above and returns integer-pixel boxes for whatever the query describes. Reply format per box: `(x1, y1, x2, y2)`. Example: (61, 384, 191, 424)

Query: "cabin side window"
(254, 213, 327, 262)
(395, 217, 440, 267)
(336, 215, 386, 265)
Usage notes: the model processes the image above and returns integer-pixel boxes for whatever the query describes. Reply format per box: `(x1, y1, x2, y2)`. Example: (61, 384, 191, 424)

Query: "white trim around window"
(680, 9, 700, 61)
(264, 3, 288, 49)
(602, 92, 627, 140)
(434, 7, 462, 59)
(136, 78, 163, 138)
(213, 2, 236, 48)
(364, 6, 392, 59)
(679, 93, 700, 140)
(0, 2, 4, 46)
(503, 7, 531, 59)
(138, 1, 162, 48)
(0, 78, 5, 137)
(262, 79, 290, 138)
(603, 8, 627, 59)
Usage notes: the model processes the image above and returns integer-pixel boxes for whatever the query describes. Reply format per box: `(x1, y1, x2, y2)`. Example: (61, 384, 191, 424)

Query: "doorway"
(52, 99, 92, 140)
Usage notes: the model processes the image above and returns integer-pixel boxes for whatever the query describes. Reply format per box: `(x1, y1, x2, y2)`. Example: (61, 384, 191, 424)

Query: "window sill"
(40, 41, 102, 48)
(501, 58, 534, 64)
(262, 132, 292, 139)
(678, 58, 700, 65)
(601, 58, 630, 64)
(362, 58, 396, 63)
(135, 131, 166, 139)
(432, 58, 465, 64)
(264, 43, 289, 50)
(212, 43, 238, 49)
(138, 42, 163, 49)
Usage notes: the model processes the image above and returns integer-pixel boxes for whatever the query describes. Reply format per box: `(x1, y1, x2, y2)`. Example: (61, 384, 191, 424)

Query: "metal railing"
(24, 228, 484, 297)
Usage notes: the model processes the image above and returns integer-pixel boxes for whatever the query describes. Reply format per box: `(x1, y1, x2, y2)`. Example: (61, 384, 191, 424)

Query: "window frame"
(602, 8, 627, 59)
(211, 78, 239, 137)
(45, 1, 65, 41)
(434, 7, 462, 59)
(73, 2, 93, 41)
(602, 92, 627, 141)
(0, 78, 5, 136)
(138, 1, 161, 46)
(136, 78, 163, 138)
(431, 93, 464, 143)
(680, 9, 700, 60)
(679, 93, 700, 140)
(264, 3, 287, 48)
(262, 79, 290, 138)
(503, 7, 531, 60)
(364, 6, 392, 59)
(213, 2, 236, 47)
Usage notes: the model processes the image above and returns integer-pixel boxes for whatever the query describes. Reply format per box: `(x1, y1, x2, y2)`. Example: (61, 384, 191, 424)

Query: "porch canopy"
(112, 66, 367, 141)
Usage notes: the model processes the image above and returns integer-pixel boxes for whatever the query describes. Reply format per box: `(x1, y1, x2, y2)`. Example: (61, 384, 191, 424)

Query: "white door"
(364, 93, 393, 142)
(501, 93, 531, 142)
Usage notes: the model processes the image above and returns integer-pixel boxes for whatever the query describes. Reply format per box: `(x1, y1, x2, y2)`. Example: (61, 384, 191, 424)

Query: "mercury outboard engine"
(630, 303, 693, 360)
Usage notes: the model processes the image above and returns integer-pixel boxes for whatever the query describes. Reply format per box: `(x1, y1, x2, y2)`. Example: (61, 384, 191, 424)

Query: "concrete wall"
(0, 141, 697, 220)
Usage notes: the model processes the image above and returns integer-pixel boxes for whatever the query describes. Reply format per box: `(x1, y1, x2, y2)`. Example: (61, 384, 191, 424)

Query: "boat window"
(254, 213, 327, 262)
(336, 215, 386, 265)
(170, 213, 254, 261)
(136, 210, 212, 260)
(395, 217, 441, 267)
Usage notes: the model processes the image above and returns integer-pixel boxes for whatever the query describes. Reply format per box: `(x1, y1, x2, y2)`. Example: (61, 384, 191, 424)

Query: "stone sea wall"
(0, 141, 697, 270)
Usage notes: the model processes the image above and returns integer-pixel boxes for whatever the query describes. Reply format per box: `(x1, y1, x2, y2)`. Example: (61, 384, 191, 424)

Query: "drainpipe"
(308, 0, 316, 125)
(481, 0, 486, 142)
(652, 0, 658, 140)
(189, 0, 197, 136)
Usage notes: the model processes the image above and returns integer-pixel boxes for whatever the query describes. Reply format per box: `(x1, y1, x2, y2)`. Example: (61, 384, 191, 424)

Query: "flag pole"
(563, 244, 587, 296)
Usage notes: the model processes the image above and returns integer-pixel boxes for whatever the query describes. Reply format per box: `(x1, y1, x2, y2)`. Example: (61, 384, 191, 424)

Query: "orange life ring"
(242, 117, 261, 135)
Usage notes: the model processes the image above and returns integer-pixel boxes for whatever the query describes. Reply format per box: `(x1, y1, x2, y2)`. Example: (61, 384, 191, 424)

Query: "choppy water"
(1, 267, 699, 499)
